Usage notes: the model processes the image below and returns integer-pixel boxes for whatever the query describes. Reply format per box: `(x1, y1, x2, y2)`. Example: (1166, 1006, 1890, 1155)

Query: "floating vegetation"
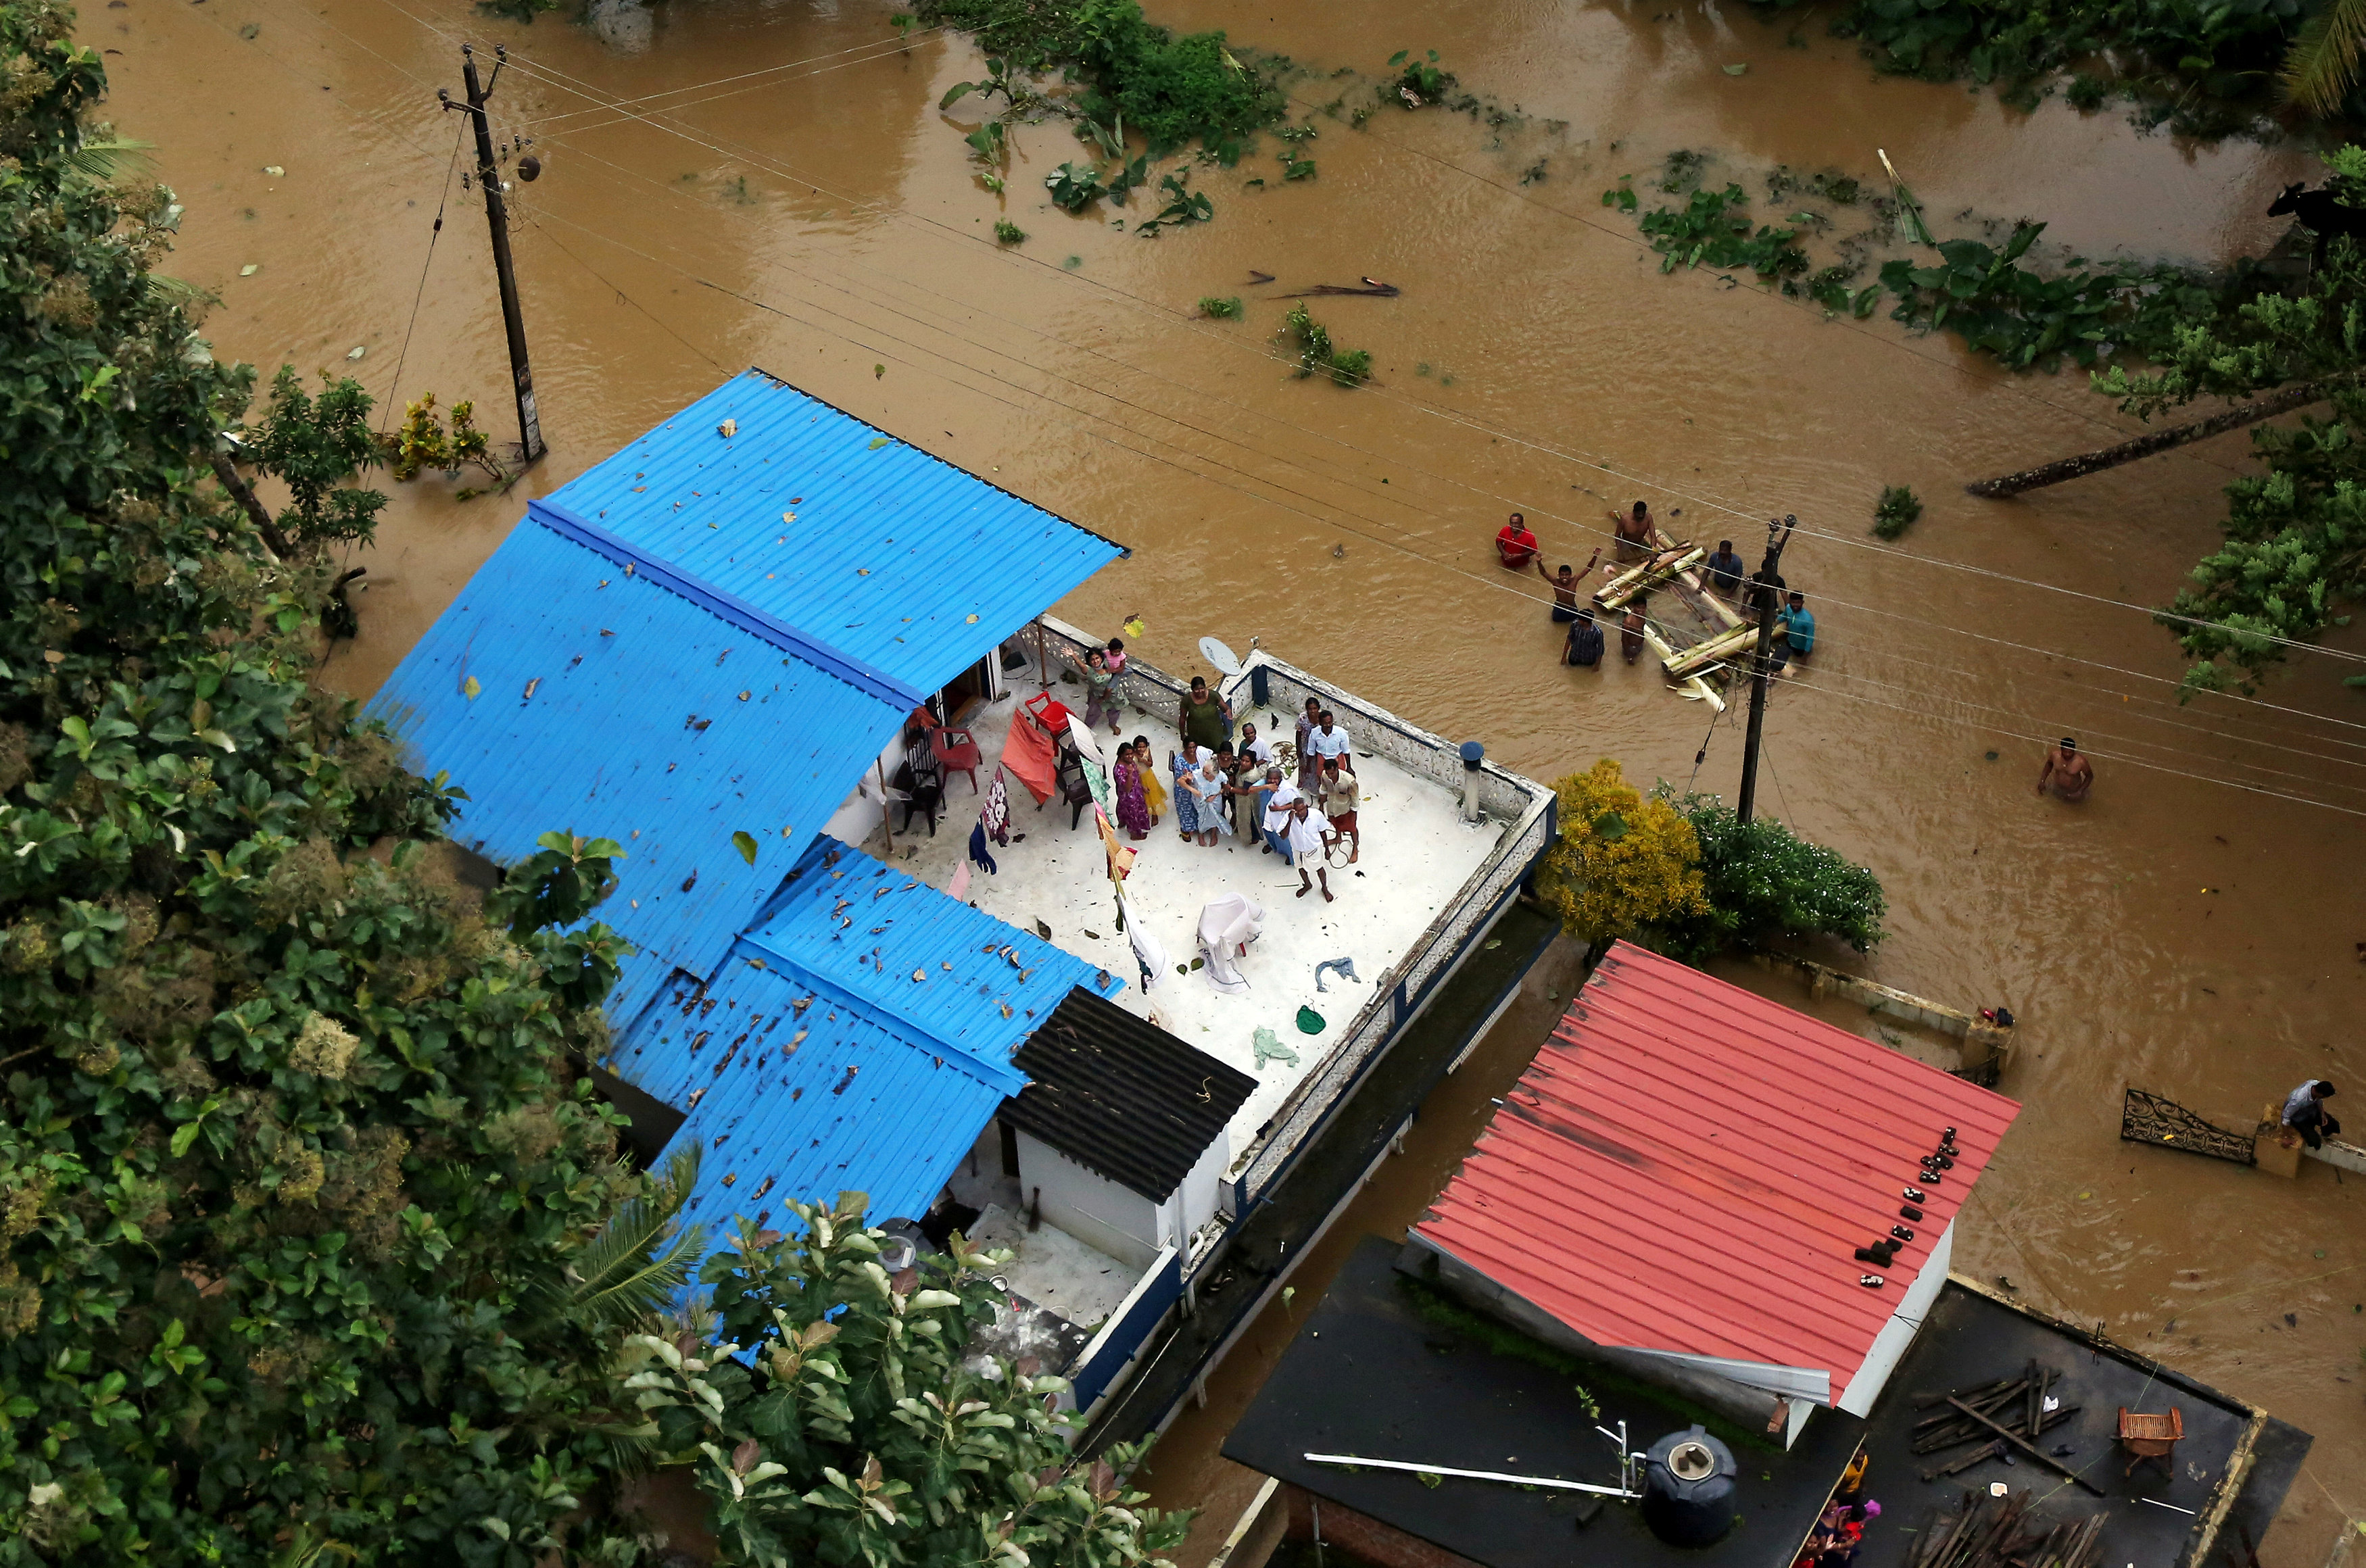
(1872, 485, 1923, 540)
(916, 0, 1286, 160)
(1282, 303, 1372, 387)
(1876, 224, 2214, 372)
(1045, 162, 1106, 212)
(1199, 295, 1245, 319)
(1388, 47, 1454, 106)
(1630, 183, 1810, 281)
(994, 218, 1027, 245)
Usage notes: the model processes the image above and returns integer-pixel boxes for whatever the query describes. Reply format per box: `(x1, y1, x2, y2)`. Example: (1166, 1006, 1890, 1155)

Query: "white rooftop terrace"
(850, 652, 1507, 1179)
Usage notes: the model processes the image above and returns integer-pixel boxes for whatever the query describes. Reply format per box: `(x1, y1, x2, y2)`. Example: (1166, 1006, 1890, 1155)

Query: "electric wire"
(503, 132, 2366, 792)
(513, 210, 726, 370)
(1765, 677, 2366, 818)
(507, 29, 948, 132)
(516, 194, 2366, 814)
(452, 23, 2366, 670)
(219, 0, 2366, 808)
(379, 115, 470, 433)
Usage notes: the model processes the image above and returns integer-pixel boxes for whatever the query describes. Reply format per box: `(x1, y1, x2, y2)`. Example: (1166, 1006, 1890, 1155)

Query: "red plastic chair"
(1023, 691, 1073, 735)
(932, 727, 982, 795)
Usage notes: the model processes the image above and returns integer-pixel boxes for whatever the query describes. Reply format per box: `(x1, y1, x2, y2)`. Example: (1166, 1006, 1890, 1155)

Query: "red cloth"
(1001, 709, 1057, 805)
(1497, 524, 1539, 566)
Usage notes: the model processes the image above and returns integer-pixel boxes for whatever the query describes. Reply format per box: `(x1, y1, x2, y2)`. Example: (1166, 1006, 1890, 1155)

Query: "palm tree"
(2283, 0, 2366, 118)
(542, 1143, 708, 1330)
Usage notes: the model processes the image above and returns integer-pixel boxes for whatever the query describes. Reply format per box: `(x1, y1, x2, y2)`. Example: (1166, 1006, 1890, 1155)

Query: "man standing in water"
(1704, 539, 1747, 598)
(1620, 590, 1650, 665)
(1564, 603, 1606, 669)
(1496, 512, 1540, 569)
(1611, 500, 1656, 559)
(1534, 546, 1601, 623)
(2036, 737, 2093, 802)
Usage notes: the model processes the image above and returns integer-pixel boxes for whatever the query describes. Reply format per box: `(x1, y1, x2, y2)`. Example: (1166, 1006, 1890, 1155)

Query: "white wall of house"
(1013, 1129, 1163, 1272)
(1837, 1220, 1955, 1416)
(1174, 1127, 1230, 1244)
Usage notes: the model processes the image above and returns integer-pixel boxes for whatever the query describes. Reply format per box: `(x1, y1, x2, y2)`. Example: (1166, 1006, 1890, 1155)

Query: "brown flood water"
(102, 0, 2362, 1554)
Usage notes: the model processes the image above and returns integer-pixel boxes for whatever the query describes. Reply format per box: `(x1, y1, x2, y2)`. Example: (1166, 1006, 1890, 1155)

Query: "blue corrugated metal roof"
(634, 957, 1007, 1232)
(546, 369, 1126, 694)
(367, 514, 917, 1016)
(612, 837, 1121, 1231)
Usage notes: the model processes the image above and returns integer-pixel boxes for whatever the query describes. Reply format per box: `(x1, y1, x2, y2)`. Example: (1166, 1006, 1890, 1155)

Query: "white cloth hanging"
(1119, 887, 1166, 992)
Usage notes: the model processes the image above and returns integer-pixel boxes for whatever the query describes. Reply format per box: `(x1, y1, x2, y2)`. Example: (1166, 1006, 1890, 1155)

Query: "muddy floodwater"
(103, 0, 2363, 1554)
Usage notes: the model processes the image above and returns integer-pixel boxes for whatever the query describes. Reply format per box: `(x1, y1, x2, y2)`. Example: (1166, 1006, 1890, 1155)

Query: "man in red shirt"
(1495, 511, 1539, 569)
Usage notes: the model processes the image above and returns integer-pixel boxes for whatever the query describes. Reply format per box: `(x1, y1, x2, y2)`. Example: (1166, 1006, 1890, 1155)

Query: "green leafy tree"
(2093, 147, 2366, 693)
(2282, 0, 2366, 115)
(245, 365, 387, 545)
(624, 1192, 1193, 1568)
(0, 7, 665, 1562)
(1654, 790, 1887, 958)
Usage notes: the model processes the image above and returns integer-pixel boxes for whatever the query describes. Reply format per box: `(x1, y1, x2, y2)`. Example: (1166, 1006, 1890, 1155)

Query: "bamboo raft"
(1592, 530, 1747, 711)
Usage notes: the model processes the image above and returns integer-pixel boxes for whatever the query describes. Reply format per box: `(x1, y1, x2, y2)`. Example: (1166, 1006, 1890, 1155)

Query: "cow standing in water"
(2269, 182, 2366, 268)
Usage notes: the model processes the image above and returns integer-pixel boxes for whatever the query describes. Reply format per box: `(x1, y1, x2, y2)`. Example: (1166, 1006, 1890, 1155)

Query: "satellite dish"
(1199, 635, 1243, 677)
(1065, 713, 1106, 763)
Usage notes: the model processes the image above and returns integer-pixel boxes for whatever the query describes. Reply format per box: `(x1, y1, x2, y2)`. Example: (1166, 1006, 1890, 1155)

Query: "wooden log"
(1963, 380, 2340, 499)
(1921, 1439, 2006, 1481)
(1946, 1397, 2106, 1494)
(1599, 545, 1706, 610)
(1663, 621, 1760, 679)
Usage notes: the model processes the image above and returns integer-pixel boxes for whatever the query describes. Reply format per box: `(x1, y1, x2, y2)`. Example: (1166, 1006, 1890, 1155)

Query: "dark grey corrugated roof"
(1003, 989, 1257, 1202)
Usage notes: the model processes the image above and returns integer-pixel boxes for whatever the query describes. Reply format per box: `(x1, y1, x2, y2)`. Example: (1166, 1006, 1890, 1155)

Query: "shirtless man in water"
(2036, 737, 2093, 802)
(1535, 547, 1601, 622)
(1611, 500, 1656, 560)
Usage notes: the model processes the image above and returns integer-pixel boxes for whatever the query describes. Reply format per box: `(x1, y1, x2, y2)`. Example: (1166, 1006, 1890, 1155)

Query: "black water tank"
(1641, 1425, 1739, 1546)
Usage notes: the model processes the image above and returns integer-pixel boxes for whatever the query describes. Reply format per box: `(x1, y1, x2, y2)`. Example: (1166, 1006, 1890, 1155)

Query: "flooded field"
(99, 0, 2363, 1555)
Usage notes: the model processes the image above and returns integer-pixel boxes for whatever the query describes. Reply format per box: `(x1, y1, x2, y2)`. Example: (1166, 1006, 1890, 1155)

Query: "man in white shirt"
(1234, 723, 1276, 838)
(2282, 1079, 2340, 1150)
(1306, 710, 1351, 767)
(1258, 769, 1299, 859)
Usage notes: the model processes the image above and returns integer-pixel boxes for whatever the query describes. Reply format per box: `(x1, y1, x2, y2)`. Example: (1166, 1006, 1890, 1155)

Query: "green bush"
(1873, 484, 1923, 539)
(1655, 789, 1888, 958)
(993, 217, 1027, 244)
(916, 0, 1284, 160)
(1282, 303, 1372, 387)
(1199, 295, 1245, 318)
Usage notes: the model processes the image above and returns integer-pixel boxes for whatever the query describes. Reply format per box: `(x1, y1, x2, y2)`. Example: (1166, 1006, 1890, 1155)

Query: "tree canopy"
(0, 11, 1204, 1563)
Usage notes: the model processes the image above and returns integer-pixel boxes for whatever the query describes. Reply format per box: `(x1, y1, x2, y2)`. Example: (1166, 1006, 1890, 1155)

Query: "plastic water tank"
(1641, 1425, 1739, 1547)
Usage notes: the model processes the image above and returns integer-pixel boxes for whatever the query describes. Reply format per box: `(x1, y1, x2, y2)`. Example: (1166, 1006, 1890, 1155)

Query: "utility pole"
(441, 44, 545, 467)
(1735, 513, 1795, 825)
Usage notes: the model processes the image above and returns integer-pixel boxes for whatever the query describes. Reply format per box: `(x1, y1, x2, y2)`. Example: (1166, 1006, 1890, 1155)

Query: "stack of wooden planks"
(1912, 1362, 2080, 1484)
(1908, 1489, 2108, 1568)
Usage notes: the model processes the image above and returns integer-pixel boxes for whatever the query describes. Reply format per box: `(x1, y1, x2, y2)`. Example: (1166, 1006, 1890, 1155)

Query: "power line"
(379, 115, 469, 432)
(513, 212, 725, 370)
(507, 29, 948, 132)
(1768, 677, 2366, 818)
(498, 84, 2366, 774)
(222, 0, 2366, 810)
(458, 24, 2366, 672)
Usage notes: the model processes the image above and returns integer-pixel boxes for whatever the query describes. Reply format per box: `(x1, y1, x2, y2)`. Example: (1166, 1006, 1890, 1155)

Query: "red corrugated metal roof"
(1415, 941, 2019, 1395)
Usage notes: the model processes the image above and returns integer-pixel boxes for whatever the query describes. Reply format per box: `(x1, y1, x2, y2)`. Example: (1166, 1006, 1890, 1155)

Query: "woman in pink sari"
(1113, 742, 1152, 840)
